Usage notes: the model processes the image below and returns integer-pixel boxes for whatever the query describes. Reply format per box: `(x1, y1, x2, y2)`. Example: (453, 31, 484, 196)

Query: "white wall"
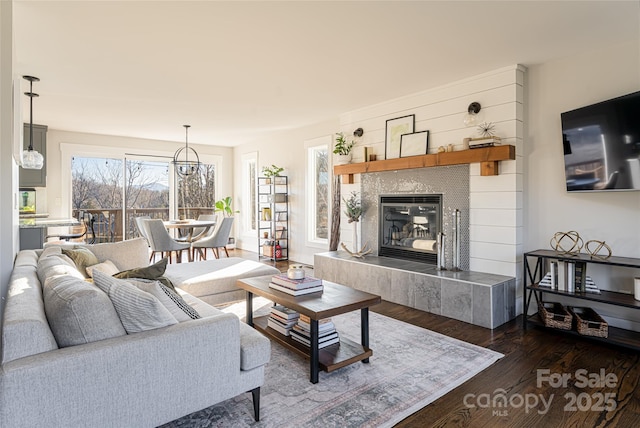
(526, 39, 640, 257)
(0, 0, 17, 325)
(525, 39, 640, 328)
(233, 118, 338, 266)
(338, 66, 524, 282)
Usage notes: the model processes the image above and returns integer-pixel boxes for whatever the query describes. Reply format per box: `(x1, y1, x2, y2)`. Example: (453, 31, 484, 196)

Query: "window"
(306, 137, 330, 245)
(242, 152, 258, 234)
(71, 156, 124, 242)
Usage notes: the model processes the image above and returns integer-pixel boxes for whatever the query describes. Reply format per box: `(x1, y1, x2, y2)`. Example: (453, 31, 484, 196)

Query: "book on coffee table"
(269, 282, 323, 296)
(271, 273, 322, 289)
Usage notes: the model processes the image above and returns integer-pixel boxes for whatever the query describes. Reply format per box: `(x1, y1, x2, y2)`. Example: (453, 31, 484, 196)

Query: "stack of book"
(290, 314, 339, 349)
(268, 273, 323, 296)
(267, 304, 299, 336)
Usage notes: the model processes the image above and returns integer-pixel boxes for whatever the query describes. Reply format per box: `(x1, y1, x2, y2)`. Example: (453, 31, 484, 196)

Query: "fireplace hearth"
(378, 194, 442, 264)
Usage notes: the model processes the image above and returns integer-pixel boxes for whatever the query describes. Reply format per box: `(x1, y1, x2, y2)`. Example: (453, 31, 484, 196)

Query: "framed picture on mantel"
(400, 130, 429, 157)
(385, 114, 415, 159)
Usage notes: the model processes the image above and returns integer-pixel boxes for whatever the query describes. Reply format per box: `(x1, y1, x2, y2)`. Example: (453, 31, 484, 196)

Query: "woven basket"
(568, 306, 608, 338)
(538, 301, 572, 330)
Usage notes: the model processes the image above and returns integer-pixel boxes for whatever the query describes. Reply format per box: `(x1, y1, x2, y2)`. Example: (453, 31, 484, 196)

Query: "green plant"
(333, 132, 355, 155)
(214, 196, 239, 217)
(343, 191, 362, 223)
(262, 164, 284, 178)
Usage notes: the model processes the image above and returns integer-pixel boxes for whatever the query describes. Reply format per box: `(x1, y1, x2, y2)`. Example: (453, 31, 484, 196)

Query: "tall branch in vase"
(340, 191, 371, 258)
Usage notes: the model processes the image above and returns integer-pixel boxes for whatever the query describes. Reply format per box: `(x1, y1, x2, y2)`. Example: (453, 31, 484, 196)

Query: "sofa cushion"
(42, 275, 126, 347)
(129, 279, 201, 322)
(36, 252, 85, 286)
(62, 247, 99, 278)
(93, 271, 178, 333)
(85, 260, 120, 278)
(79, 238, 149, 271)
(113, 258, 176, 291)
(164, 257, 280, 298)
(179, 290, 270, 370)
(2, 265, 59, 363)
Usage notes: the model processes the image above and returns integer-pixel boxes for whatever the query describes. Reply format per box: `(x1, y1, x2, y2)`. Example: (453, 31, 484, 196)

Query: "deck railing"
(72, 208, 215, 243)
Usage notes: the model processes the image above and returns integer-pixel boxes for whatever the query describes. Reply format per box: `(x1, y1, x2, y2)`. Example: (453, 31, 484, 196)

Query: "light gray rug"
(162, 299, 503, 428)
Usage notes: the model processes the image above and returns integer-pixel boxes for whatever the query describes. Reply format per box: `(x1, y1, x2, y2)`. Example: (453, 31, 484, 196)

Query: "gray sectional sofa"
(0, 238, 280, 427)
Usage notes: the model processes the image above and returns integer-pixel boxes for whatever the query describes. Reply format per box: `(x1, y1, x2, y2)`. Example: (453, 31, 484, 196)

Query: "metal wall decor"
(21, 75, 44, 170)
(173, 125, 201, 176)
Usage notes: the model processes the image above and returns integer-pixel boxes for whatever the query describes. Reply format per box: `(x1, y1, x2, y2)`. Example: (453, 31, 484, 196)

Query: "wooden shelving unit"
(333, 145, 515, 183)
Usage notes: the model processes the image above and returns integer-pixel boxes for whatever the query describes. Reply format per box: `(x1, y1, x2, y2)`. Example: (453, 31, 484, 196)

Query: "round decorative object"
(287, 265, 305, 280)
(585, 240, 612, 260)
(550, 231, 583, 254)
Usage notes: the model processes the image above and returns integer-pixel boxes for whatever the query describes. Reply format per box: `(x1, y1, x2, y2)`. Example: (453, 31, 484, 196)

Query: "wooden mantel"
(333, 145, 515, 184)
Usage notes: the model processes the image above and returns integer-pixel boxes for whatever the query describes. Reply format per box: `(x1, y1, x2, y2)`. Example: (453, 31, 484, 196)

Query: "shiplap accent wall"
(338, 64, 525, 313)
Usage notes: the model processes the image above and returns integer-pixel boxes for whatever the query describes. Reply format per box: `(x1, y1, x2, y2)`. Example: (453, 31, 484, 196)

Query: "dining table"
(163, 219, 217, 262)
(163, 219, 217, 242)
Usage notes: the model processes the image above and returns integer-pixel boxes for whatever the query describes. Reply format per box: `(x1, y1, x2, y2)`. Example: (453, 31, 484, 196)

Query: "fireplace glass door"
(379, 194, 442, 264)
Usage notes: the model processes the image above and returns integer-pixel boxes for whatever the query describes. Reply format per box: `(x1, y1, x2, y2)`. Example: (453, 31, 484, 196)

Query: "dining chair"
(191, 217, 234, 260)
(144, 218, 191, 263)
(134, 215, 151, 242)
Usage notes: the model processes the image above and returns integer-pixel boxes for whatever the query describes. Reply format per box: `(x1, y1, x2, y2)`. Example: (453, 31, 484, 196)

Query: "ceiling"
(13, 1, 640, 147)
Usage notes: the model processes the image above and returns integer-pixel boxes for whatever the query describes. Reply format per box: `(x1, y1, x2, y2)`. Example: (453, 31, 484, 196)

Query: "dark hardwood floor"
(232, 249, 640, 427)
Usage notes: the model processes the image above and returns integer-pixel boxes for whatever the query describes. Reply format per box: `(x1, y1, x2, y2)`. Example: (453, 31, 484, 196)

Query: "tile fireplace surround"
(314, 252, 516, 329)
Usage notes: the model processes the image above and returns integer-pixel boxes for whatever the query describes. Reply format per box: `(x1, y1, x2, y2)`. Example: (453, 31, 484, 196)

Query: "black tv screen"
(561, 90, 640, 192)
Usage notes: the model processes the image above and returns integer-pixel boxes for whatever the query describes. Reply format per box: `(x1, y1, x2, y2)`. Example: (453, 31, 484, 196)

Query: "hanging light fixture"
(21, 75, 44, 170)
(173, 124, 201, 176)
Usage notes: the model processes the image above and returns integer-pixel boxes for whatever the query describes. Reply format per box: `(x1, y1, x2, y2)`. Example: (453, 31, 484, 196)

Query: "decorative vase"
(352, 222, 358, 254)
(335, 153, 352, 165)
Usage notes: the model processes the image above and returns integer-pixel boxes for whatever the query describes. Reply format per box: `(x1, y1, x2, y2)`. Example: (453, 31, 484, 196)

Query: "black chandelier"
(173, 124, 200, 177)
(22, 75, 44, 170)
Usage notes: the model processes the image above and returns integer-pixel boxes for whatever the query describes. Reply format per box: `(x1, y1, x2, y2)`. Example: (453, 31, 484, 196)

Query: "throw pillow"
(62, 247, 99, 278)
(86, 260, 120, 278)
(93, 270, 178, 333)
(42, 275, 126, 347)
(129, 279, 201, 322)
(113, 258, 176, 291)
(79, 237, 149, 271)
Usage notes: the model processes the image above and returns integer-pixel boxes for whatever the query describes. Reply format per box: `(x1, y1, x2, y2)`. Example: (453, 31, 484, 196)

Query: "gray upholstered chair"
(191, 217, 234, 260)
(144, 219, 191, 263)
(133, 215, 151, 242)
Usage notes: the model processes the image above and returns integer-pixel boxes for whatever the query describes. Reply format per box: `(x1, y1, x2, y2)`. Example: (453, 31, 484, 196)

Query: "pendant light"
(173, 125, 201, 176)
(21, 75, 44, 170)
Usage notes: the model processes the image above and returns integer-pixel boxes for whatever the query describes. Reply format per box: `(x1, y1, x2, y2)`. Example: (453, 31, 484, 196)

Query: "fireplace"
(378, 194, 442, 264)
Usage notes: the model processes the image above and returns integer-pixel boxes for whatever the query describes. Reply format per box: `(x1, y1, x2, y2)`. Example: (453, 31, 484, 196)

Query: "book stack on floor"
(290, 314, 339, 349)
(269, 273, 324, 296)
(267, 304, 299, 336)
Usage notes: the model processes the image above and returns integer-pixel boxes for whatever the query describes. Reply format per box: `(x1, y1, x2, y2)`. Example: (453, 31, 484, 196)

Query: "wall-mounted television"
(561, 90, 640, 192)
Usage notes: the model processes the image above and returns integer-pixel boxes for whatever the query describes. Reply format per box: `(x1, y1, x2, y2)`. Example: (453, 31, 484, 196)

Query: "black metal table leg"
(361, 307, 370, 363)
(246, 291, 254, 326)
(310, 319, 319, 384)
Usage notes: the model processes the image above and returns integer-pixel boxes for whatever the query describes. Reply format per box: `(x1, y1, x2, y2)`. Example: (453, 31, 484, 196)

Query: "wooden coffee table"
(236, 275, 381, 383)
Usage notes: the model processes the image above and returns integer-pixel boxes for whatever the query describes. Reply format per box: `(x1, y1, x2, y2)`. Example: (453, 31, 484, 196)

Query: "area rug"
(162, 299, 503, 428)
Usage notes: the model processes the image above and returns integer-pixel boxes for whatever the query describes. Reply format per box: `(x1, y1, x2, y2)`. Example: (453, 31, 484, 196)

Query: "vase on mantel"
(334, 153, 352, 165)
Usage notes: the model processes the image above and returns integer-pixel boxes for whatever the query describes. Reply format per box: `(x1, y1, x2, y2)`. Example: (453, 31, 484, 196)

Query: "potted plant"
(214, 196, 239, 217)
(261, 164, 284, 183)
(334, 132, 355, 165)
